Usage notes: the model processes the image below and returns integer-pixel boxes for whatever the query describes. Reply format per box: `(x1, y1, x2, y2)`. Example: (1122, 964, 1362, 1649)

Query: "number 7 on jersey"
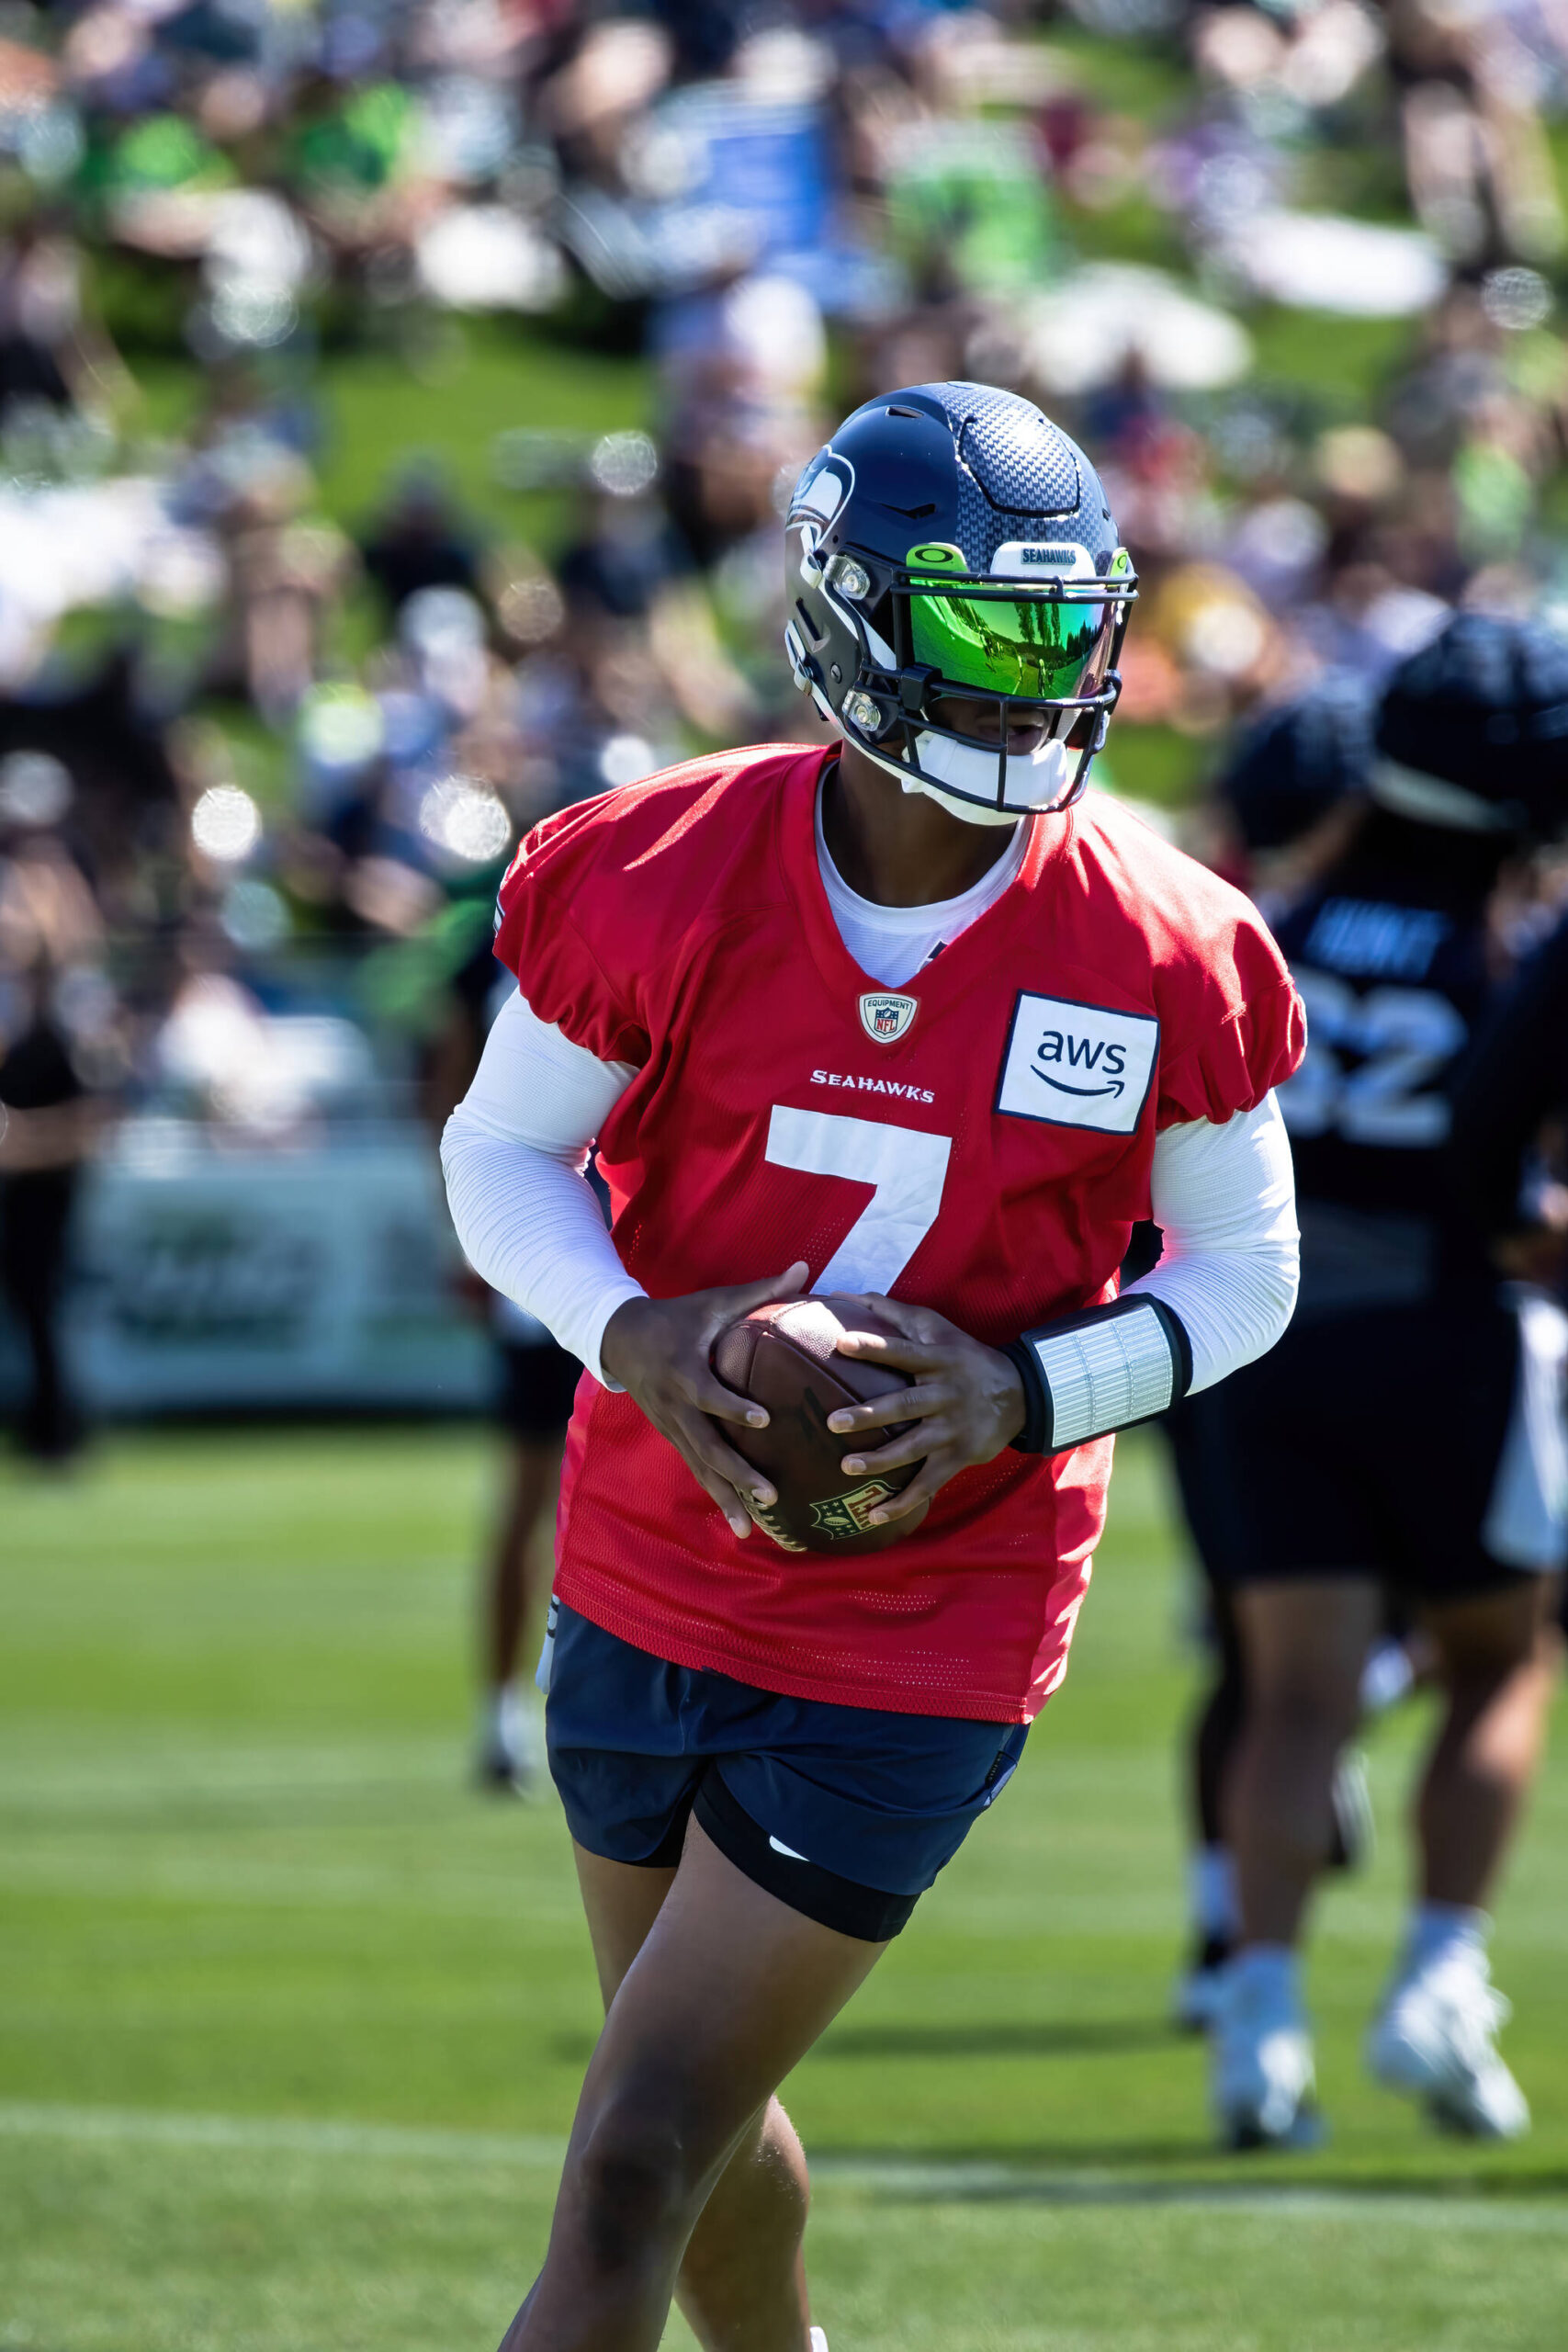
(766, 1105, 953, 1295)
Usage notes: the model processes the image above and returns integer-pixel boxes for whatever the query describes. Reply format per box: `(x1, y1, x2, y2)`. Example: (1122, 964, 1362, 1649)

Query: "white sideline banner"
(30, 1123, 491, 1413)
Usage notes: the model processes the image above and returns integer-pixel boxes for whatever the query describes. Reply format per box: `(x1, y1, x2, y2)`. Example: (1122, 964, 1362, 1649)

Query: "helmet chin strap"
(858, 729, 1074, 826)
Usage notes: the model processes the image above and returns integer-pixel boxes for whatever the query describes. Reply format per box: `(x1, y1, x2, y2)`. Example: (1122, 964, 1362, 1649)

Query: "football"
(710, 1295, 929, 1554)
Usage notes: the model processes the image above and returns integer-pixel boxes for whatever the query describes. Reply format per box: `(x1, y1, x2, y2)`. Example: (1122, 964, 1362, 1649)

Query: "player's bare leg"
(1212, 1577, 1379, 2143)
(484, 1433, 563, 1687)
(1174, 1584, 1246, 2029)
(499, 1820, 882, 2352)
(1227, 1577, 1382, 1944)
(570, 1844, 813, 2350)
(1414, 1577, 1561, 1907)
(479, 1434, 563, 1787)
(673, 2098, 812, 2351)
(1365, 1578, 1561, 2138)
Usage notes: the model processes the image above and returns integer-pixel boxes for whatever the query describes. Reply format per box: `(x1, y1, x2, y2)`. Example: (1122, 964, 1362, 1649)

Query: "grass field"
(2, 1424, 1565, 2351)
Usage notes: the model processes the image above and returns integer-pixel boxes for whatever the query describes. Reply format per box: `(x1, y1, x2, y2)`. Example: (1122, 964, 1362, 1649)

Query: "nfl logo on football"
(859, 992, 918, 1044)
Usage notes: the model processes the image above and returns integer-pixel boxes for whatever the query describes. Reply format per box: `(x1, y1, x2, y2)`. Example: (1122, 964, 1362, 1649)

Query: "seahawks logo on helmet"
(783, 384, 1136, 824)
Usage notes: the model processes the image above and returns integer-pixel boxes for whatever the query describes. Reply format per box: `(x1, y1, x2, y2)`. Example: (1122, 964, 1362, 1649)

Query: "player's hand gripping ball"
(600, 1270, 1028, 1548)
(712, 1293, 1030, 1554)
(597, 1262, 814, 1543)
(712, 1296, 931, 1554)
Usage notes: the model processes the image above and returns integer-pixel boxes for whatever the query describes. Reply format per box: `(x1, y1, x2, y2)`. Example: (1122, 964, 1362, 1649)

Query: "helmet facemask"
(786, 526, 1136, 824)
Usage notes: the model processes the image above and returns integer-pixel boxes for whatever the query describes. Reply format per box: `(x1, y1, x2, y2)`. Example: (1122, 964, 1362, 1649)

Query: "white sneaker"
(1212, 1959, 1323, 2150)
(475, 1682, 547, 1797)
(1366, 1945, 1529, 2139)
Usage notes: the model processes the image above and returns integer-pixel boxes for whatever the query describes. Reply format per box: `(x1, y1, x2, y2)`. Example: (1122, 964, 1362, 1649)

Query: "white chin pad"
(898, 729, 1074, 823)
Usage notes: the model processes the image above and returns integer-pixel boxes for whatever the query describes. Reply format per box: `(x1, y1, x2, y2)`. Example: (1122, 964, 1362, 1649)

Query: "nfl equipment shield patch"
(859, 991, 918, 1044)
(809, 1479, 901, 1539)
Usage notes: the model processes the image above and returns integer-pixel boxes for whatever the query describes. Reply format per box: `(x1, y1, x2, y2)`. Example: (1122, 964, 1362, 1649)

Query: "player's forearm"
(0, 1098, 102, 1172)
(1448, 921, 1568, 1242)
(1132, 1245, 1295, 1391)
(1128, 1092, 1299, 1393)
(1006, 1095, 1299, 1455)
(439, 988, 644, 1384)
(441, 1113, 645, 1382)
(1447, 1029, 1554, 1239)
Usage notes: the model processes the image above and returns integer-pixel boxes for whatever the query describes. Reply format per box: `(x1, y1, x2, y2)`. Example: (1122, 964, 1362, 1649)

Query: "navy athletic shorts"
(1160, 1384, 1252, 1590)
(542, 1602, 1028, 1943)
(1209, 1291, 1568, 1600)
(495, 1336, 581, 1441)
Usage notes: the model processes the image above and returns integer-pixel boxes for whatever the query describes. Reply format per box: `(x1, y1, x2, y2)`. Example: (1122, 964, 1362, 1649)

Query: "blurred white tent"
(1221, 211, 1448, 316)
(0, 478, 223, 681)
(415, 204, 565, 310)
(1026, 265, 1253, 395)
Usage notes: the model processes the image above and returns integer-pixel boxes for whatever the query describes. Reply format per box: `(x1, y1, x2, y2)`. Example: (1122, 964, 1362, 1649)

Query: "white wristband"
(1009, 1296, 1188, 1454)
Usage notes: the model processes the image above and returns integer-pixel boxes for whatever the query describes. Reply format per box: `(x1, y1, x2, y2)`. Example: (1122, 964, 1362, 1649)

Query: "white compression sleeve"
(440, 989, 644, 1385)
(1127, 1092, 1300, 1394)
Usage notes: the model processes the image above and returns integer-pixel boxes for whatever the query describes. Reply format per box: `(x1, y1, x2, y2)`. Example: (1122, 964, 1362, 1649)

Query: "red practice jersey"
(494, 743, 1303, 1722)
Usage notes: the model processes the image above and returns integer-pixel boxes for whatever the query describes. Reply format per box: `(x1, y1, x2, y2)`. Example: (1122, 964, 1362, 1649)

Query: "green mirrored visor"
(907, 583, 1111, 702)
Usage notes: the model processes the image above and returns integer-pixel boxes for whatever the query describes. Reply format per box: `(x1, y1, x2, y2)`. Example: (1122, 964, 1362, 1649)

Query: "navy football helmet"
(784, 382, 1136, 822)
(1373, 613, 1568, 840)
(1219, 673, 1375, 853)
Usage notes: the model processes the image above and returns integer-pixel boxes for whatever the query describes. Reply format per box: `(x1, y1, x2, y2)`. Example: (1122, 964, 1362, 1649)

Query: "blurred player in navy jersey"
(423, 922, 583, 1793)
(477, 1294, 583, 1791)
(1206, 614, 1568, 2148)
(1168, 680, 1422, 2030)
(0, 955, 101, 1461)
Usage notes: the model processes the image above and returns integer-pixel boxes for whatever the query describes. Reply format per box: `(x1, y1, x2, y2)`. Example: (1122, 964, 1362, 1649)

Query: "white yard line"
(0, 2101, 565, 2168)
(2, 2104, 1565, 2228)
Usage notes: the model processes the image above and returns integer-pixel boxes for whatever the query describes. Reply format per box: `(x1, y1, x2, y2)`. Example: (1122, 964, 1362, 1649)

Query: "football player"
(1206, 613, 1568, 2149)
(421, 918, 584, 1795)
(1166, 680, 1392, 2033)
(442, 383, 1304, 2351)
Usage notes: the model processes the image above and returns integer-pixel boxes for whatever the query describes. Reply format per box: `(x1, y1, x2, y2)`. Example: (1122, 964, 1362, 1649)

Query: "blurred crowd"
(2, 0, 1568, 1447)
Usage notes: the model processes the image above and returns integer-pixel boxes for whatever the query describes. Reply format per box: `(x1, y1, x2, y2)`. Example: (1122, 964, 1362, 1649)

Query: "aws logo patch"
(995, 992, 1158, 1136)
